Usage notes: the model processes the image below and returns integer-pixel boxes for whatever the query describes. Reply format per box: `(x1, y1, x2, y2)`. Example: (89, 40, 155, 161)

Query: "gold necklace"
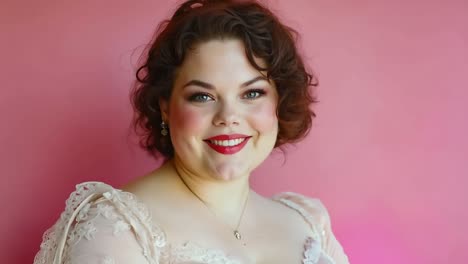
(177, 172, 249, 240)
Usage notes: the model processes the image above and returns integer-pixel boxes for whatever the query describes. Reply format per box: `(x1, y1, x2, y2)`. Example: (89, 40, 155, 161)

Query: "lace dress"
(33, 182, 349, 264)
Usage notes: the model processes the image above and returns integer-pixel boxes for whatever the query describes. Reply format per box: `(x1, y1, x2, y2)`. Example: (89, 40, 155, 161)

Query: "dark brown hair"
(131, 0, 318, 159)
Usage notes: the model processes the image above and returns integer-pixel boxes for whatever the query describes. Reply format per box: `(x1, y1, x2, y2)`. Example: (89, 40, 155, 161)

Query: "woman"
(34, 0, 349, 263)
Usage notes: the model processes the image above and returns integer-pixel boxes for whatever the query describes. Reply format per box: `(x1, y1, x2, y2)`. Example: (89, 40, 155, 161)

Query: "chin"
(210, 163, 251, 181)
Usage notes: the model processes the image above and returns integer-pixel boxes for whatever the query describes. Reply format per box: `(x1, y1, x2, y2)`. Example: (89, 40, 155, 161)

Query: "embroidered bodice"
(34, 182, 349, 264)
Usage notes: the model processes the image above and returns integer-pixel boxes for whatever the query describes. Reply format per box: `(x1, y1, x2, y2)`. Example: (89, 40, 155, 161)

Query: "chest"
(163, 232, 309, 264)
(157, 206, 313, 263)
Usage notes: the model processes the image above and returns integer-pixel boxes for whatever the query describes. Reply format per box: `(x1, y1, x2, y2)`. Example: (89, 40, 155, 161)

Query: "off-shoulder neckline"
(75, 181, 333, 264)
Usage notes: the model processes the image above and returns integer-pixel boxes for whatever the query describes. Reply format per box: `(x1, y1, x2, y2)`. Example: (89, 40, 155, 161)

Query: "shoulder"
(66, 181, 166, 243)
(273, 192, 350, 264)
(272, 192, 331, 224)
(272, 192, 331, 240)
(272, 192, 329, 213)
(34, 181, 167, 264)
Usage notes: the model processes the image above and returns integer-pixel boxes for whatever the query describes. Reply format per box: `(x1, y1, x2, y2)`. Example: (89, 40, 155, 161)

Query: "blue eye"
(243, 89, 266, 99)
(188, 93, 213, 102)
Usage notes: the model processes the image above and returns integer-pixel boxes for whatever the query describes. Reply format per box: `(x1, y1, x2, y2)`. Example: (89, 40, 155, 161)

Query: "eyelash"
(187, 89, 267, 102)
(187, 92, 214, 102)
(243, 89, 266, 100)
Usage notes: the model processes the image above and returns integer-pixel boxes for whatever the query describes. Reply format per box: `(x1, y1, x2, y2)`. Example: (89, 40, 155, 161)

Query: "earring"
(161, 121, 168, 136)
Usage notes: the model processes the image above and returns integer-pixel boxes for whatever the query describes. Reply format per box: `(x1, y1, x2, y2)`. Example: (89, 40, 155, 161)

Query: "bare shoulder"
(122, 163, 175, 201)
(122, 169, 159, 196)
(119, 169, 186, 231)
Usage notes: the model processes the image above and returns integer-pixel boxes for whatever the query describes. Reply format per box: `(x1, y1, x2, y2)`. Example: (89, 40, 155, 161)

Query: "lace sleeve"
(311, 198, 349, 264)
(273, 192, 350, 264)
(33, 182, 167, 264)
(62, 200, 150, 264)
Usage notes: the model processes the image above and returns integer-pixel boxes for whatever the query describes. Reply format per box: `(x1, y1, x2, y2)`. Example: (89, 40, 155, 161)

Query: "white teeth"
(210, 138, 245, 147)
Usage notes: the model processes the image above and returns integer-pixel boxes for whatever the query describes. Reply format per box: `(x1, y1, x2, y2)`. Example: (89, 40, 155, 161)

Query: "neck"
(169, 159, 251, 222)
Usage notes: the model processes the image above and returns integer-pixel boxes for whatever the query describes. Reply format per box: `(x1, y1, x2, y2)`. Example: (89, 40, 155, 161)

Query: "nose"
(212, 101, 240, 127)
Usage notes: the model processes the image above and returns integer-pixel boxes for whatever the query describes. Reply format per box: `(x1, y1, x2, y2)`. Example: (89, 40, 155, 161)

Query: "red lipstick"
(204, 134, 251, 155)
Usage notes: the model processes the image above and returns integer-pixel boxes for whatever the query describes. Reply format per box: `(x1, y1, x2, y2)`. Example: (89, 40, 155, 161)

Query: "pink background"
(1, 0, 467, 263)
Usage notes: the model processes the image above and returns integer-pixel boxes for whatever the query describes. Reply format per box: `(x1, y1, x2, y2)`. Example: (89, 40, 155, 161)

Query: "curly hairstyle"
(130, 0, 318, 159)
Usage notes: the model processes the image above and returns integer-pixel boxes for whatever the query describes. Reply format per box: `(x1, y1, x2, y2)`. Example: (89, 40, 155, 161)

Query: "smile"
(208, 138, 245, 147)
(204, 134, 251, 155)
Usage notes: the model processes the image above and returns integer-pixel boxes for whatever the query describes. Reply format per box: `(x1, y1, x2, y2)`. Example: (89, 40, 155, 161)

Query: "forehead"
(174, 39, 268, 86)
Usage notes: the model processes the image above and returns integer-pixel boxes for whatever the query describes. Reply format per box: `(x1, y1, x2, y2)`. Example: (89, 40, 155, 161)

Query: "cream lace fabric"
(34, 182, 349, 264)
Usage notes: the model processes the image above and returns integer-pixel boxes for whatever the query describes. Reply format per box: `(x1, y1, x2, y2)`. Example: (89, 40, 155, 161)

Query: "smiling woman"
(33, 1, 349, 264)
(163, 39, 279, 181)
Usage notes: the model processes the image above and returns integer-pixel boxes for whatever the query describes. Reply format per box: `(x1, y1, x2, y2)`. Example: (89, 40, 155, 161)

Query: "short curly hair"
(130, 0, 318, 159)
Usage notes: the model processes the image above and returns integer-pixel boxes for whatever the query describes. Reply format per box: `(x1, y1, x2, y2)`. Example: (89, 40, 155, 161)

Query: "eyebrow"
(182, 76, 269, 90)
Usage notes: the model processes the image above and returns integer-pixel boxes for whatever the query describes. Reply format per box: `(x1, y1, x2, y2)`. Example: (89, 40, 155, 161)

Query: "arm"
(34, 182, 165, 264)
(274, 192, 350, 264)
(316, 200, 350, 264)
(64, 205, 151, 264)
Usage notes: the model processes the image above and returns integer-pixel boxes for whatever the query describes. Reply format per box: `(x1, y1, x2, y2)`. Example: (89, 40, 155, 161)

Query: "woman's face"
(161, 39, 278, 181)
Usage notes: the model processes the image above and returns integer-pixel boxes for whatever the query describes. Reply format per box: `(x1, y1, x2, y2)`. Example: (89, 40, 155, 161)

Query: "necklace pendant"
(234, 230, 241, 240)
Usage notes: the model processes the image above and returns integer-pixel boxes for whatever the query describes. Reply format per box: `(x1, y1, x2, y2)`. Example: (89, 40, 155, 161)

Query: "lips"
(204, 134, 251, 155)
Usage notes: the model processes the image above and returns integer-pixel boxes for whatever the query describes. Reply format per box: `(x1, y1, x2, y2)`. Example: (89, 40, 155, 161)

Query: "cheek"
(169, 102, 207, 133)
(249, 101, 278, 132)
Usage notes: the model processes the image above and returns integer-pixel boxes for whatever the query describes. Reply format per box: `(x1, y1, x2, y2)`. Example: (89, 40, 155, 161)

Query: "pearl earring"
(161, 121, 168, 136)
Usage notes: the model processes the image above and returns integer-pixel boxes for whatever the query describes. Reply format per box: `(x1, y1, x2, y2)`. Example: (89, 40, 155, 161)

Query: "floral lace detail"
(35, 182, 342, 264)
(100, 189, 168, 261)
(33, 182, 168, 264)
(34, 182, 113, 264)
(172, 241, 242, 264)
(65, 200, 131, 248)
(273, 193, 339, 264)
(67, 220, 98, 246)
(303, 237, 321, 264)
(101, 255, 115, 264)
(113, 219, 131, 235)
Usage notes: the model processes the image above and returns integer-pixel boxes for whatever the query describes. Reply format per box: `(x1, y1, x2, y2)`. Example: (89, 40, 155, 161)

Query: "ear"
(159, 98, 169, 122)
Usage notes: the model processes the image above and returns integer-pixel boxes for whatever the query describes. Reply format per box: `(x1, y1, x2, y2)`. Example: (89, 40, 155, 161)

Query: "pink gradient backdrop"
(1, 0, 467, 263)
